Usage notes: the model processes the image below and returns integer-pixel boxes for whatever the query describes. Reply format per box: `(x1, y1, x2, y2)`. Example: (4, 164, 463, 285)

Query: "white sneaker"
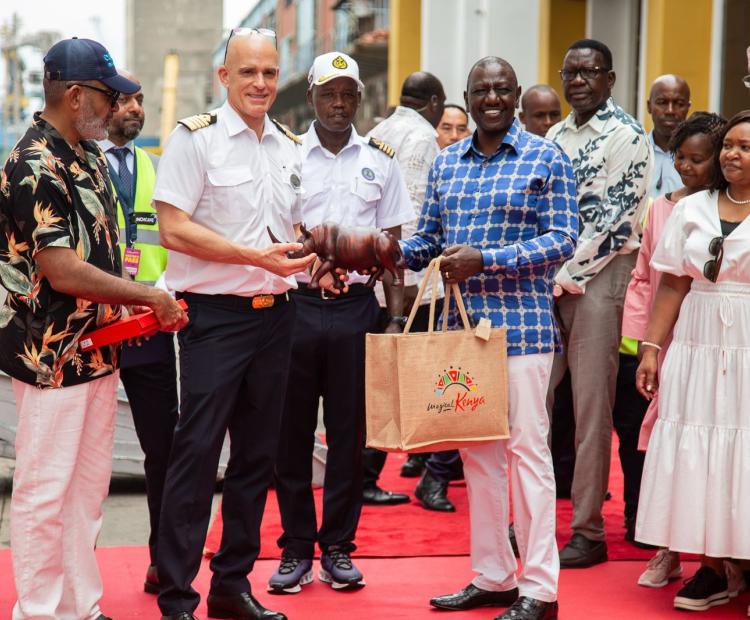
(638, 549, 682, 588)
(725, 560, 746, 598)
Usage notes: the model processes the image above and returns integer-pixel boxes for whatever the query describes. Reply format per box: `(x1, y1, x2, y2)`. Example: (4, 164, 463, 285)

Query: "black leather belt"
(292, 282, 373, 300)
(177, 291, 290, 310)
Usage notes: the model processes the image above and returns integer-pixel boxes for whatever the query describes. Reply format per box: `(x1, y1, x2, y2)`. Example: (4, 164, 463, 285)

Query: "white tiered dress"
(635, 190, 750, 558)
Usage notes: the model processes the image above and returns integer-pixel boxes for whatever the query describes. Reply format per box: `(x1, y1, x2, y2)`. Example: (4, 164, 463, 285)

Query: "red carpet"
(205, 435, 655, 561)
(0, 547, 744, 619)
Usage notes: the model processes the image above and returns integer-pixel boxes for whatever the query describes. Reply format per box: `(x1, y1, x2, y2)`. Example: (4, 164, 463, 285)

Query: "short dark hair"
(667, 111, 726, 155)
(444, 103, 468, 121)
(567, 39, 613, 70)
(710, 109, 750, 191)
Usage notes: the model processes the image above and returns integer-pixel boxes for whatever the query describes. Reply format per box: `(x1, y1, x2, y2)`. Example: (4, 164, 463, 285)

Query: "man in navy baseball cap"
(44, 37, 140, 94)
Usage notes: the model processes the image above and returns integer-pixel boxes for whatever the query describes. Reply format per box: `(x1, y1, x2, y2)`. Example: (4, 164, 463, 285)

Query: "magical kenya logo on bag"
(427, 366, 487, 415)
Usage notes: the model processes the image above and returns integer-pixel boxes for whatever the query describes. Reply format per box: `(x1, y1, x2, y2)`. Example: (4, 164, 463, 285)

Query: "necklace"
(725, 188, 750, 205)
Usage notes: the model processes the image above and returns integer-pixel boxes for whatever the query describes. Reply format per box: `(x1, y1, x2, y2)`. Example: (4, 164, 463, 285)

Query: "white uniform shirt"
(298, 123, 414, 285)
(367, 105, 443, 302)
(152, 100, 303, 296)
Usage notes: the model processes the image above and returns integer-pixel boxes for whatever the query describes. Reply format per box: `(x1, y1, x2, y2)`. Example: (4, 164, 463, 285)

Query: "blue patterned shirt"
(400, 119, 578, 356)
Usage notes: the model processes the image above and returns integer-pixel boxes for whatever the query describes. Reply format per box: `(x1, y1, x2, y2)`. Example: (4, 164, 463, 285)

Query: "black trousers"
(157, 294, 295, 615)
(119, 333, 179, 565)
(550, 353, 648, 519)
(275, 288, 380, 558)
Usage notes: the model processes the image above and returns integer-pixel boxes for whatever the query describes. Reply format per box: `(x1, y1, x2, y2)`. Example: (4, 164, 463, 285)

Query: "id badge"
(123, 246, 141, 276)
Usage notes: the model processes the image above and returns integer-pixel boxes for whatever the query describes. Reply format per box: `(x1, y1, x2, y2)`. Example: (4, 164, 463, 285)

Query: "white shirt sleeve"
(375, 157, 420, 230)
(151, 126, 206, 215)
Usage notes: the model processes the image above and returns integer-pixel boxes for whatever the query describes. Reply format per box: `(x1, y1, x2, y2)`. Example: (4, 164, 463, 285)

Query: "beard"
(119, 116, 145, 141)
(74, 96, 110, 141)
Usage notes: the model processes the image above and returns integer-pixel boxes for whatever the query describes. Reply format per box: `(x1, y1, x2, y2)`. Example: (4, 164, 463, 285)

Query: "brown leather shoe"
(430, 583, 519, 610)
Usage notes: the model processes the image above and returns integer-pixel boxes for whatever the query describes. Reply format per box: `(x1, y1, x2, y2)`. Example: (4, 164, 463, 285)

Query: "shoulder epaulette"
(271, 118, 302, 145)
(368, 137, 394, 158)
(177, 112, 217, 132)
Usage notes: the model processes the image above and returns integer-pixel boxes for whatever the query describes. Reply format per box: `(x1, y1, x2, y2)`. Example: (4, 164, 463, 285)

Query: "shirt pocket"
(205, 166, 254, 222)
(350, 177, 383, 223)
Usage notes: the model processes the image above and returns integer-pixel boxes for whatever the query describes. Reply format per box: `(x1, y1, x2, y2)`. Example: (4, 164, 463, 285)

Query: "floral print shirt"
(547, 97, 651, 294)
(0, 112, 122, 388)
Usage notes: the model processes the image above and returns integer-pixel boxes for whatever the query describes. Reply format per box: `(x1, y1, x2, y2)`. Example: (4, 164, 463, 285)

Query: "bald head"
(400, 71, 445, 128)
(647, 74, 691, 148)
(116, 68, 141, 90)
(219, 32, 279, 132)
(520, 84, 561, 137)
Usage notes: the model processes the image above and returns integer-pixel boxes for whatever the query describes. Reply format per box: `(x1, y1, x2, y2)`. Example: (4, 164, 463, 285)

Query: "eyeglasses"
(703, 235, 725, 282)
(559, 66, 608, 82)
(66, 83, 120, 107)
(223, 27, 277, 63)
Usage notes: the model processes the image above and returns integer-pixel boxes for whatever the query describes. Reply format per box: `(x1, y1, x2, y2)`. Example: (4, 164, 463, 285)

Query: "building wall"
(420, 0, 542, 110)
(126, 0, 222, 143)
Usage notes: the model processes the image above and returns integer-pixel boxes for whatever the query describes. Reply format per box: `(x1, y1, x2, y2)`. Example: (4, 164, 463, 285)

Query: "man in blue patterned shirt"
(401, 57, 577, 620)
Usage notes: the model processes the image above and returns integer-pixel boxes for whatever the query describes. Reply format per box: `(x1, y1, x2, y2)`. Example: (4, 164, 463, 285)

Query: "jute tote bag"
(365, 257, 509, 452)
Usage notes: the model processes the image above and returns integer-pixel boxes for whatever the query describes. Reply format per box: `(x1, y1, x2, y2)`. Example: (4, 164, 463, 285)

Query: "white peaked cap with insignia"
(308, 51, 364, 92)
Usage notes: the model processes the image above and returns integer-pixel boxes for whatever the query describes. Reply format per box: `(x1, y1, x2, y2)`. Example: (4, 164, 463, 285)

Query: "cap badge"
(332, 55, 348, 70)
(103, 53, 114, 68)
(361, 167, 375, 181)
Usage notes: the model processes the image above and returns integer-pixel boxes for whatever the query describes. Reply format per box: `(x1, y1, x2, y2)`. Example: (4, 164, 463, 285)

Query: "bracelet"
(641, 341, 662, 351)
(389, 316, 408, 327)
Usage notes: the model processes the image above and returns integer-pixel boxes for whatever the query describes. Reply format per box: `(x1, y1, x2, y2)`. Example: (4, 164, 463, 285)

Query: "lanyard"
(110, 151, 139, 247)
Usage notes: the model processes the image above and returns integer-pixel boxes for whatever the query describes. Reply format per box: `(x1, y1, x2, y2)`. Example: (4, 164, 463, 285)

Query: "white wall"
(421, 0, 541, 110)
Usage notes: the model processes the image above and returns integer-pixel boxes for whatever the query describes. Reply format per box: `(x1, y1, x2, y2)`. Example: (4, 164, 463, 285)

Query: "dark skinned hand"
(440, 245, 483, 284)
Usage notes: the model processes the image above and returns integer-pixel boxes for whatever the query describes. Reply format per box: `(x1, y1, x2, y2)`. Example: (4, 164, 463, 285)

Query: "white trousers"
(460, 353, 559, 602)
(10, 373, 119, 620)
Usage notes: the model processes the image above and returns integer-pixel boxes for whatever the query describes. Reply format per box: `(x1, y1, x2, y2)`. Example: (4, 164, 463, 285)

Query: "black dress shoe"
(494, 597, 558, 619)
(207, 591, 286, 620)
(362, 485, 410, 505)
(145, 564, 160, 594)
(415, 471, 455, 512)
(559, 533, 607, 568)
(160, 614, 198, 620)
(430, 583, 519, 610)
(401, 453, 428, 477)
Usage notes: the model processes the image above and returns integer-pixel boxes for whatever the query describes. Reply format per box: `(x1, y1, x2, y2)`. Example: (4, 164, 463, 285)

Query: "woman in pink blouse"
(622, 112, 726, 589)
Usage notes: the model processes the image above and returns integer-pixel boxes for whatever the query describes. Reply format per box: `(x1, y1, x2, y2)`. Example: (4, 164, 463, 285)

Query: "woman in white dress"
(635, 110, 750, 613)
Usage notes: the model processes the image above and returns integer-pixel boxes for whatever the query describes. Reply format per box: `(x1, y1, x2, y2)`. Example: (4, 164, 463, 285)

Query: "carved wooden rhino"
(268, 222, 406, 290)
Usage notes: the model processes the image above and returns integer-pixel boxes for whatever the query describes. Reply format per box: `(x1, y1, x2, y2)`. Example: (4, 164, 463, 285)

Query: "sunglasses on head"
(223, 27, 277, 63)
(67, 82, 120, 108)
(703, 235, 724, 282)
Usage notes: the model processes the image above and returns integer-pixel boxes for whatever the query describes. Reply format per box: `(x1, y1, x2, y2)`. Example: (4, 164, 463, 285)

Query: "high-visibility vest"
(114, 147, 166, 285)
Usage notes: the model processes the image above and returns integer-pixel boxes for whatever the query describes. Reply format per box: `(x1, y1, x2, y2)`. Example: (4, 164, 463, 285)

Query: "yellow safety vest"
(114, 147, 167, 285)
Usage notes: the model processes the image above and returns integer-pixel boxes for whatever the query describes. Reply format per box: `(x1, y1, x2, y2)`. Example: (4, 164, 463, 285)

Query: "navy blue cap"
(43, 37, 140, 94)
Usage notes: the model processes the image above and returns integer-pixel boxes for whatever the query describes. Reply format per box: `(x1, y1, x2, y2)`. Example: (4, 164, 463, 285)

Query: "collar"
(302, 121, 362, 158)
(220, 100, 275, 140)
(32, 111, 102, 167)
(392, 106, 439, 137)
(98, 139, 135, 154)
(561, 96, 616, 133)
(649, 130, 668, 155)
(461, 118, 521, 159)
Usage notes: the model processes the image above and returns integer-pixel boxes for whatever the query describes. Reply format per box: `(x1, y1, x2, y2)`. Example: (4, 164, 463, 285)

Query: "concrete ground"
(0, 455, 221, 551)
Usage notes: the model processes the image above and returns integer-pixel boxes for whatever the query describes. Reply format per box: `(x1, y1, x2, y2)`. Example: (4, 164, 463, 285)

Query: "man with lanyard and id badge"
(98, 69, 179, 597)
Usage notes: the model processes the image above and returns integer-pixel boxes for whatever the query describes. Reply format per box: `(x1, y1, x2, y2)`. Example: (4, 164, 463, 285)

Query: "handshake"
(268, 222, 406, 291)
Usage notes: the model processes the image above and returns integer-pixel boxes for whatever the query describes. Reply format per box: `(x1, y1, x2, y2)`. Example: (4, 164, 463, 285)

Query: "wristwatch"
(388, 315, 408, 327)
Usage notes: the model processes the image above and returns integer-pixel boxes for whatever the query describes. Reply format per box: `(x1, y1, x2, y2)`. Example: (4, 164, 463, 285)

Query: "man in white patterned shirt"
(363, 72, 447, 493)
(545, 38, 651, 568)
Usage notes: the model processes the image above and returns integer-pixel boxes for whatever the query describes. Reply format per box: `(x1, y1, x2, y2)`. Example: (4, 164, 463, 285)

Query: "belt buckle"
(252, 294, 275, 310)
